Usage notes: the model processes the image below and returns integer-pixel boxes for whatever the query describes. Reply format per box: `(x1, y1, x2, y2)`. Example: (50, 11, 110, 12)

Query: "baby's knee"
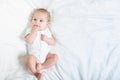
(52, 54, 59, 61)
(26, 55, 36, 63)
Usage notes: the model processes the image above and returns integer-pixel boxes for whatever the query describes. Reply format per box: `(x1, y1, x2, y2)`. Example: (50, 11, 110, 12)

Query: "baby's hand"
(41, 34, 55, 45)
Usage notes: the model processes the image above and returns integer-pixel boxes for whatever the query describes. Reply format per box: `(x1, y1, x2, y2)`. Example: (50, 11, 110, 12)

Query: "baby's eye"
(33, 18, 37, 21)
(40, 20, 43, 22)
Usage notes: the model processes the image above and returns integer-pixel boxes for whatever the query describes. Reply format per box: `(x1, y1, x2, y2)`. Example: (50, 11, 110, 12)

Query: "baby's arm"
(25, 30, 37, 44)
(41, 34, 56, 45)
(25, 26, 40, 44)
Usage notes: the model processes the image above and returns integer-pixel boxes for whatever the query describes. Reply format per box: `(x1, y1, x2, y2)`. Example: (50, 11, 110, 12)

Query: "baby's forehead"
(31, 9, 50, 21)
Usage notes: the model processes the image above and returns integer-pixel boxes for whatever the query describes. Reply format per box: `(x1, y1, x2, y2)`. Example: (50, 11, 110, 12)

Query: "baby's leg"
(37, 73, 43, 80)
(37, 53, 58, 72)
(26, 54, 44, 80)
(43, 53, 58, 69)
(26, 54, 38, 75)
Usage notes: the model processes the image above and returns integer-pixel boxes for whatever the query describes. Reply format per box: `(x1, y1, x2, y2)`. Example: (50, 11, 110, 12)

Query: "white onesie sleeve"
(41, 28, 52, 38)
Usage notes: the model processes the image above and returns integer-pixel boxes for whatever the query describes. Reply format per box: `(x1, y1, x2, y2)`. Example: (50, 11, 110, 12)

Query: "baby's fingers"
(41, 34, 45, 40)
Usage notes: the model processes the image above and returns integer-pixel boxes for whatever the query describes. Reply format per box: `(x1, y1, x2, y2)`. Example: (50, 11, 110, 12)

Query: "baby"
(24, 8, 58, 80)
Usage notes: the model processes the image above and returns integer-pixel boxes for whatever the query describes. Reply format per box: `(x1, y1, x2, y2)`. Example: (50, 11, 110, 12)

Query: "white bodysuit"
(25, 27, 52, 63)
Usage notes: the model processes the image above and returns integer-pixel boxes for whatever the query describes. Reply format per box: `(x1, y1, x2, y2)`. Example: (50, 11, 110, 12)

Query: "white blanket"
(0, 0, 120, 80)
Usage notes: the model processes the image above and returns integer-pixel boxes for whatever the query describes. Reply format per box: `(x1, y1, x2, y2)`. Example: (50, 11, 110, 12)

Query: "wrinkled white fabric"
(0, 0, 120, 80)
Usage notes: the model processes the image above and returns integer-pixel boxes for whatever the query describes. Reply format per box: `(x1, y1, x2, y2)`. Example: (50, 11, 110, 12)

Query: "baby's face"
(31, 11, 50, 30)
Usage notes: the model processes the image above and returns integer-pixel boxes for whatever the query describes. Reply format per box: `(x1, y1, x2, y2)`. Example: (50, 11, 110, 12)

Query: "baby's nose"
(35, 20, 40, 24)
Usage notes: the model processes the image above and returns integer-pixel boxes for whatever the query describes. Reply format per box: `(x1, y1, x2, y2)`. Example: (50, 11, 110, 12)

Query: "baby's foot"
(36, 63, 42, 73)
(36, 63, 46, 73)
(37, 73, 43, 80)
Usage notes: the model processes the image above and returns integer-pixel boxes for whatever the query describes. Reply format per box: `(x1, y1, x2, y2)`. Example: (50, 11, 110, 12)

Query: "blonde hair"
(30, 8, 51, 22)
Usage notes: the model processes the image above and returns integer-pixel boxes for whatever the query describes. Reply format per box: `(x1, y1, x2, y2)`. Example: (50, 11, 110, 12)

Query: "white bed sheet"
(0, 0, 120, 80)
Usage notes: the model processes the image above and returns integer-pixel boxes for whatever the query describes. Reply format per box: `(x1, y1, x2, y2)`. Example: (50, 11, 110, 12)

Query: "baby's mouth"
(34, 25, 40, 27)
